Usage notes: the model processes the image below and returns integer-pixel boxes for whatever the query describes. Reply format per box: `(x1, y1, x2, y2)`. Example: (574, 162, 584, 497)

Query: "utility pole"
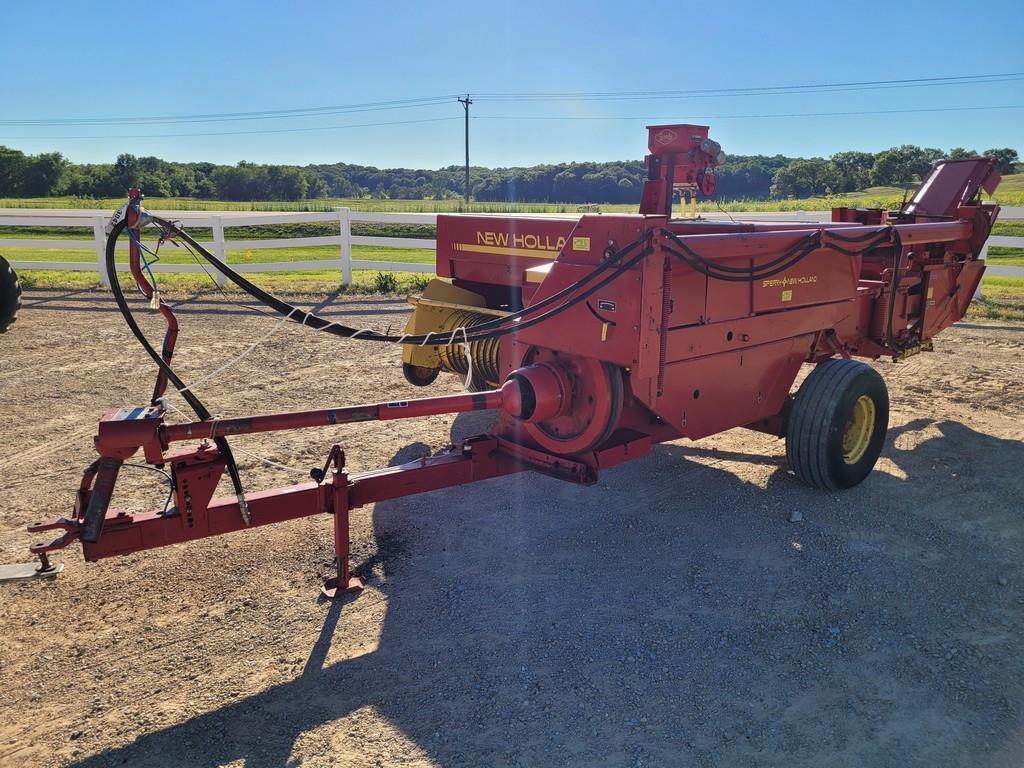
(458, 94, 472, 202)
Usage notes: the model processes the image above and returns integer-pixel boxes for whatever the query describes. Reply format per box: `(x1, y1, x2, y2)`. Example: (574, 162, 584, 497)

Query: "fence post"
(212, 215, 228, 287)
(337, 207, 353, 286)
(93, 215, 111, 289)
(974, 243, 988, 299)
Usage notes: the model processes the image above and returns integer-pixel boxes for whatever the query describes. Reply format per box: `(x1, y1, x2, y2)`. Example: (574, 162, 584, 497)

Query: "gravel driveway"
(1, 290, 1022, 767)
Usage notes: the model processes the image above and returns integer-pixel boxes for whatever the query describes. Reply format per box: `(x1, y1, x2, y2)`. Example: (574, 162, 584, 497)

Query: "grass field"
(1, 173, 1022, 213)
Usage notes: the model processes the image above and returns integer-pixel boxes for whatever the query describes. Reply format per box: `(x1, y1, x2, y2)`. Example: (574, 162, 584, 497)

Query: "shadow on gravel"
(69, 417, 1024, 768)
(954, 322, 1024, 333)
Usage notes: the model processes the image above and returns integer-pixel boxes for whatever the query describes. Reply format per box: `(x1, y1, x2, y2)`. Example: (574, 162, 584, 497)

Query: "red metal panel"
(752, 249, 861, 313)
(663, 300, 853, 363)
(512, 260, 645, 367)
(435, 215, 579, 285)
(905, 158, 1000, 218)
(511, 215, 656, 367)
(920, 261, 986, 339)
(641, 337, 813, 440)
(666, 262, 707, 327)
(647, 124, 710, 154)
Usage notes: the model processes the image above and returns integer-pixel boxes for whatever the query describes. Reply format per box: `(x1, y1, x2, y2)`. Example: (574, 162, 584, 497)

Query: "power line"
(473, 104, 1024, 121)
(0, 116, 463, 140)
(0, 96, 462, 127)
(473, 73, 1024, 100)
(1, 104, 1019, 141)
(476, 78, 1024, 102)
(1, 72, 1020, 127)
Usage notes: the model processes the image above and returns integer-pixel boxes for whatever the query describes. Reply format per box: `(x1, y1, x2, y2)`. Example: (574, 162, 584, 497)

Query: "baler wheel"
(0, 255, 21, 334)
(786, 359, 889, 490)
(402, 362, 440, 387)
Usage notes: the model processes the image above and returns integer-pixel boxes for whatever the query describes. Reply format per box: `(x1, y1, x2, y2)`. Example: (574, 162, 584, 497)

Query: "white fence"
(0, 207, 437, 287)
(1, 206, 1022, 286)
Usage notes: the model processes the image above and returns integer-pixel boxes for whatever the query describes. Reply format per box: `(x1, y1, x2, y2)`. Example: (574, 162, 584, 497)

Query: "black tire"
(0, 255, 21, 334)
(786, 359, 889, 490)
(402, 362, 440, 387)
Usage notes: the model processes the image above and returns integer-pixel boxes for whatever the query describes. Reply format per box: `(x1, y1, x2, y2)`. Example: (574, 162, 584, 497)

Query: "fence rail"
(1, 206, 1022, 287)
(0, 207, 444, 287)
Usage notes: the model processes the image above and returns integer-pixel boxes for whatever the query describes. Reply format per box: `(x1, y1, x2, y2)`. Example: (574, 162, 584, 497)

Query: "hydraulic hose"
(104, 217, 249, 527)
(661, 225, 896, 283)
(145, 214, 652, 345)
(663, 233, 822, 282)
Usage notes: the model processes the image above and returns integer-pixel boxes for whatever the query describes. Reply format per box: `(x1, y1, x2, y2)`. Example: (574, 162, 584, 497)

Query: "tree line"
(0, 143, 1018, 203)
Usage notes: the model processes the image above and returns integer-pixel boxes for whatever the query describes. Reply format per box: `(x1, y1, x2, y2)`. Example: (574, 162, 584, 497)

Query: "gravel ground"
(0, 289, 1022, 768)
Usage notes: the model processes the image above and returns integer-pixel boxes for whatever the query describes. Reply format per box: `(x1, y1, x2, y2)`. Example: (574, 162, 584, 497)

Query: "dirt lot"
(1, 289, 1022, 768)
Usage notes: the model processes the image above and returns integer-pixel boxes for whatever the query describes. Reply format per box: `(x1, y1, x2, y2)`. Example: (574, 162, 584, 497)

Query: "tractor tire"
(786, 359, 889, 490)
(0, 255, 21, 334)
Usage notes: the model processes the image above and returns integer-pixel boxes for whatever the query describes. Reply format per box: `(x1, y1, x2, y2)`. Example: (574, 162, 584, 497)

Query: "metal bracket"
(0, 553, 64, 582)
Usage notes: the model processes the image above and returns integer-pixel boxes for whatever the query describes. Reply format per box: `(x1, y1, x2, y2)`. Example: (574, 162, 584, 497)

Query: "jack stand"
(0, 552, 64, 583)
(321, 503, 363, 599)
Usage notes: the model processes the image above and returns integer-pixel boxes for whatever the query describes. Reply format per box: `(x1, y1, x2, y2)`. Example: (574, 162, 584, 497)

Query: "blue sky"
(0, 0, 1021, 168)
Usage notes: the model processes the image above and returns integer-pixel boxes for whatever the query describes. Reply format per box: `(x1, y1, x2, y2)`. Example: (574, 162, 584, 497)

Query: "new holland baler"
(26, 124, 1001, 596)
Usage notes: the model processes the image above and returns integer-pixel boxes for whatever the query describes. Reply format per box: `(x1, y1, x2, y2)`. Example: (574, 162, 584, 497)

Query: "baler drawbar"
(26, 124, 1002, 597)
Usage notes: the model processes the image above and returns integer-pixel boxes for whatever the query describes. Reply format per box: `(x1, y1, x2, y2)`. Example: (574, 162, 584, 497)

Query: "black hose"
(105, 217, 248, 518)
(885, 231, 906, 349)
(148, 214, 652, 345)
(663, 224, 897, 282)
(820, 230, 894, 257)
(822, 226, 892, 243)
(663, 235, 822, 283)
(660, 228, 821, 277)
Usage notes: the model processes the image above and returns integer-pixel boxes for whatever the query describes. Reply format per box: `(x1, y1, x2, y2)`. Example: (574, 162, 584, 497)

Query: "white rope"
(266, 301, 473, 353)
(176, 307, 300, 396)
(163, 399, 189, 419)
(230, 445, 309, 475)
(448, 326, 473, 390)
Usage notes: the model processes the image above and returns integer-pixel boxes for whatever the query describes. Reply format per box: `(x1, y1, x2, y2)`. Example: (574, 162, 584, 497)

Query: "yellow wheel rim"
(842, 395, 875, 465)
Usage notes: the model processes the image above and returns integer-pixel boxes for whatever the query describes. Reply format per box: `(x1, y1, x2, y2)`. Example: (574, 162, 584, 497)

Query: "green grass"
(2, 242, 432, 266)
(17, 266, 434, 295)
(987, 246, 1024, 265)
(0, 195, 588, 214)
(990, 221, 1024, 237)
(969, 276, 1024, 321)
(10, 239, 434, 295)
(994, 173, 1024, 198)
(981, 275, 1024, 291)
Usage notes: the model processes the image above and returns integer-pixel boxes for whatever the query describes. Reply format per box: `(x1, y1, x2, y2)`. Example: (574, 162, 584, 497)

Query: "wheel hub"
(842, 394, 875, 465)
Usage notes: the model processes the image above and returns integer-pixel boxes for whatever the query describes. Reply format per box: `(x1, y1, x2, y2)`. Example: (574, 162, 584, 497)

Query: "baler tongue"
(25, 358, 606, 585)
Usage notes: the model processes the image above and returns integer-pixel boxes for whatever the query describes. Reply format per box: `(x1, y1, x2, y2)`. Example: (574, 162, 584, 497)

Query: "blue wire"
(126, 225, 159, 293)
